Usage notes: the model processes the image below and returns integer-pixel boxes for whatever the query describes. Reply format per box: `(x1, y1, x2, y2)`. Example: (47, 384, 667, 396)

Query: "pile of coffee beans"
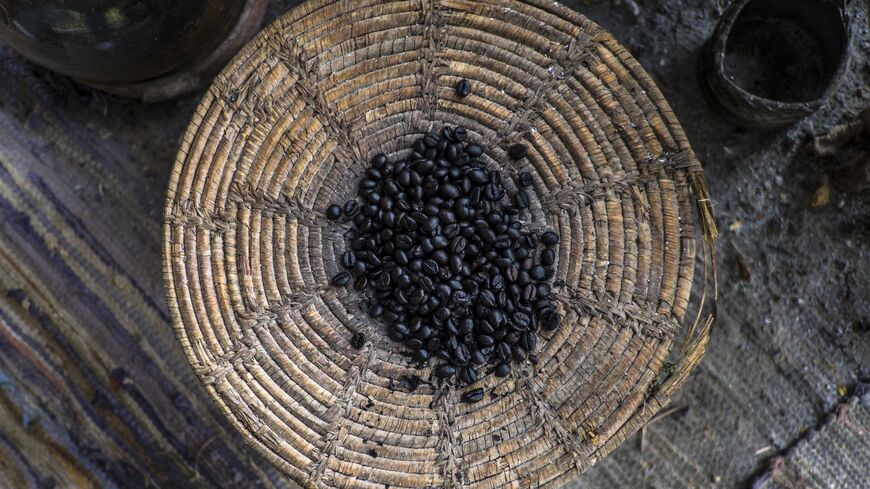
(327, 126, 561, 402)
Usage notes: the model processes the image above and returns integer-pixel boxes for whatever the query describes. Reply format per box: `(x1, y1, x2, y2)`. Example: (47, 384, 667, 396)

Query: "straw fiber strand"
(164, 0, 716, 487)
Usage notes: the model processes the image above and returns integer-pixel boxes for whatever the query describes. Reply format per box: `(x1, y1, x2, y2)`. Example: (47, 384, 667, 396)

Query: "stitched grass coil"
(163, 1, 718, 487)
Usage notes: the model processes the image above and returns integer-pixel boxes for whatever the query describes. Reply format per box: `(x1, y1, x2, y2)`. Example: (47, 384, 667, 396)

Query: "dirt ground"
(16, 0, 866, 487)
(563, 1, 870, 487)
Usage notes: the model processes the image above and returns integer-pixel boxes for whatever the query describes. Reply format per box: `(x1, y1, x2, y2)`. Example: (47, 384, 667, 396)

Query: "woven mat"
(750, 394, 870, 489)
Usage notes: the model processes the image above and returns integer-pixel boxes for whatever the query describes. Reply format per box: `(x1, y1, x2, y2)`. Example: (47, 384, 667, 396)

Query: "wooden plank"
(0, 46, 293, 488)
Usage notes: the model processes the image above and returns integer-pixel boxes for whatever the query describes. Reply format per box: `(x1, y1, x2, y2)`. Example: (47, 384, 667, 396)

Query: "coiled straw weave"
(163, 1, 718, 487)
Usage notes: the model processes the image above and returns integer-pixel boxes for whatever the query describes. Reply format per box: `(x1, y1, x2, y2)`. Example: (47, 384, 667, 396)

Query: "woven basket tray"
(163, 1, 718, 487)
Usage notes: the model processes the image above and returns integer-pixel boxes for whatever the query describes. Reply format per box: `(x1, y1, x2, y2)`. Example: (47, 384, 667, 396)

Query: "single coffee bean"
(354, 275, 368, 291)
(521, 284, 536, 303)
(460, 366, 478, 384)
(514, 191, 529, 209)
(522, 331, 537, 351)
(342, 251, 357, 269)
(461, 388, 484, 403)
(344, 200, 360, 217)
(332, 272, 351, 286)
(477, 334, 495, 347)
(454, 343, 471, 365)
(471, 349, 486, 365)
(507, 143, 528, 161)
(455, 79, 471, 97)
(326, 204, 342, 220)
(518, 173, 533, 189)
(495, 363, 511, 377)
(496, 342, 512, 361)
(435, 364, 456, 378)
(512, 312, 530, 329)
(465, 144, 483, 157)
(541, 248, 555, 266)
(351, 332, 365, 349)
(541, 231, 560, 246)
(543, 312, 562, 331)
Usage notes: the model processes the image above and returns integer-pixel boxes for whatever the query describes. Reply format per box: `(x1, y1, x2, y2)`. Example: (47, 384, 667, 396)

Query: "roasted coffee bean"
(496, 342, 512, 361)
(326, 126, 560, 397)
(455, 79, 471, 97)
(454, 343, 471, 365)
(461, 388, 484, 403)
(521, 284, 537, 303)
(488, 309, 505, 328)
(512, 345, 528, 361)
(543, 312, 562, 331)
(435, 364, 456, 378)
(507, 143, 528, 161)
(477, 334, 495, 347)
(471, 350, 486, 365)
(521, 331, 537, 351)
(512, 312, 530, 329)
(351, 332, 366, 349)
(460, 366, 478, 384)
(490, 275, 505, 290)
(415, 348, 431, 361)
(514, 191, 529, 209)
(354, 275, 368, 291)
(344, 200, 360, 217)
(541, 248, 556, 266)
(326, 204, 342, 220)
(440, 183, 461, 199)
(342, 251, 357, 269)
(332, 272, 351, 286)
(506, 263, 519, 282)
(541, 231, 560, 246)
(371, 153, 387, 167)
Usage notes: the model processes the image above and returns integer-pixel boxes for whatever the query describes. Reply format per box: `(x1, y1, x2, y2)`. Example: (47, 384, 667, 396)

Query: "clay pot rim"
(708, 0, 851, 112)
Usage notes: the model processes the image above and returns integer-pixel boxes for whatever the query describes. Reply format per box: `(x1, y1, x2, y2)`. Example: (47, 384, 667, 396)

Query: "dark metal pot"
(700, 0, 851, 128)
(0, 0, 266, 100)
